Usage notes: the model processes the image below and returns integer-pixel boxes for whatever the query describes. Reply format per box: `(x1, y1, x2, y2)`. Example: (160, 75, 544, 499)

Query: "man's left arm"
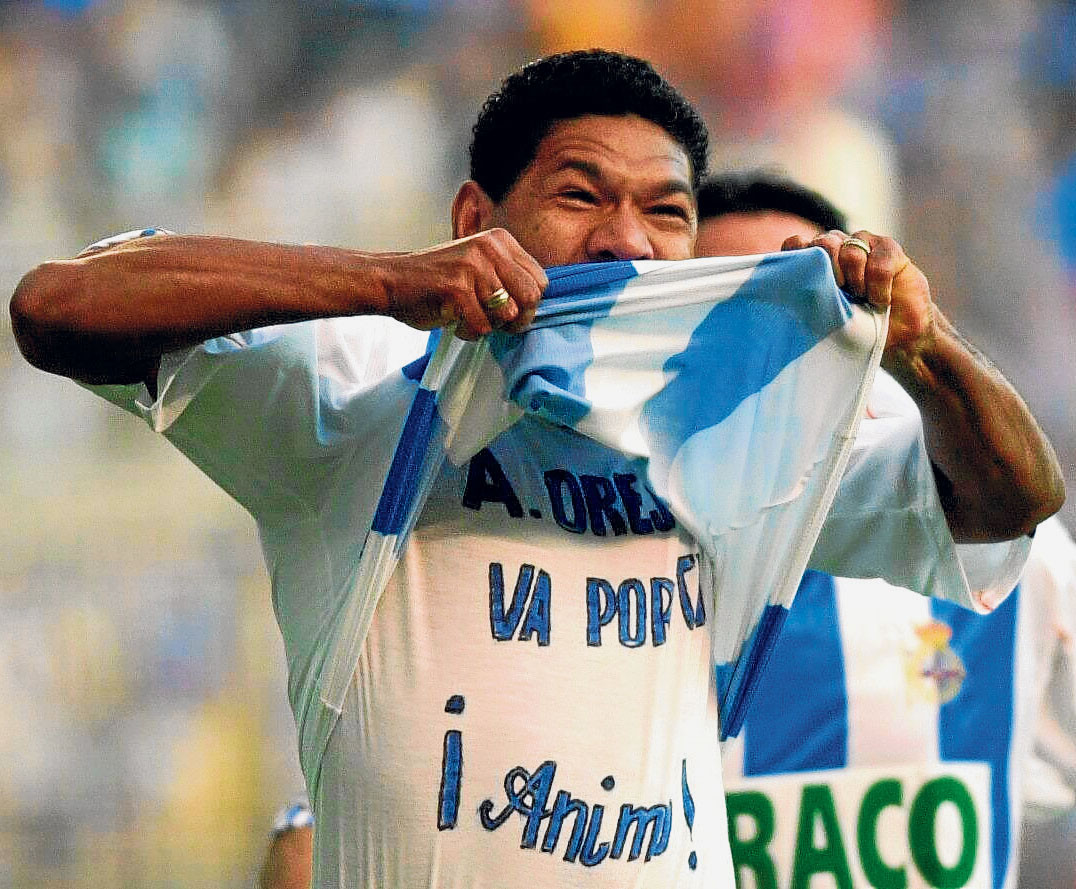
(784, 230, 1065, 543)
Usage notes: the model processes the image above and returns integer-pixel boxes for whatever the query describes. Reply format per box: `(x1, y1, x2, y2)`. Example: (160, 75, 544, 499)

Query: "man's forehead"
(534, 115, 693, 186)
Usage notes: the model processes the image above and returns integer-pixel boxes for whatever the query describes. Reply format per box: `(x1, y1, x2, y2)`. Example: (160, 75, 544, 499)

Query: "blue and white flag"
(317, 247, 887, 768)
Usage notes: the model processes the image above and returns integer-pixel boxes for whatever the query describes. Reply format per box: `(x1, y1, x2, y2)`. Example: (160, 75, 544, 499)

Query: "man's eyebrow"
(648, 179, 694, 201)
(553, 158, 693, 199)
(552, 158, 605, 181)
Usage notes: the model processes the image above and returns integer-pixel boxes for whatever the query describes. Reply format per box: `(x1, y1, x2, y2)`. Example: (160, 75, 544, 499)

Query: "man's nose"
(585, 206, 655, 262)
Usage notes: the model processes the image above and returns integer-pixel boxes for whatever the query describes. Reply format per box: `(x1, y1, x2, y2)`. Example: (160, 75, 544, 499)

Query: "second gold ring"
(841, 237, 871, 256)
(484, 287, 511, 311)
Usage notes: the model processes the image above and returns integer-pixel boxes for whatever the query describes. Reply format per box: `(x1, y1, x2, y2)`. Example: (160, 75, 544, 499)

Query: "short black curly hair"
(470, 50, 709, 203)
(697, 172, 848, 233)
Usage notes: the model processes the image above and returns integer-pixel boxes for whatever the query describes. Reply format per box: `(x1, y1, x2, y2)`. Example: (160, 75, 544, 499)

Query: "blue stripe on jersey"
(401, 330, 442, 382)
(488, 263, 626, 429)
(717, 602, 789, 739)
(933, 588, 1019, 889)
(641, 253, 850, 464)
(371, 387, 441, 535)
(742, 571, 848, 774)
(542, 259, 639, 301)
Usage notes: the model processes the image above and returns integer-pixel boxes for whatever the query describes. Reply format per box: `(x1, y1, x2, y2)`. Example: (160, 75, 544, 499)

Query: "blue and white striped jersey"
(722, 518, 1076, 889)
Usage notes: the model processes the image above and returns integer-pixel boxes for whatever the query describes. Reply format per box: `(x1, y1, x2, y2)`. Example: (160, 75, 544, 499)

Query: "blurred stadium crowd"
(1, 0, 1075, 886)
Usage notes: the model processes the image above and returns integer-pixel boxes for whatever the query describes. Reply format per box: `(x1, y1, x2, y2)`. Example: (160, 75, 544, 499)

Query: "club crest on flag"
(906, 619, 967, 704)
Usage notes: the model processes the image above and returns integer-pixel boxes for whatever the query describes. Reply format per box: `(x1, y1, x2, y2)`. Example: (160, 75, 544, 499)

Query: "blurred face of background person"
(695, 208, 820, 257)
(693, 172, 846, 258)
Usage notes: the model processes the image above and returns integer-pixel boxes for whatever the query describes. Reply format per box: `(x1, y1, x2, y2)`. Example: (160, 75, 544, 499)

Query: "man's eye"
(561, 189, 598, 203)
(651, 204, 690, 221)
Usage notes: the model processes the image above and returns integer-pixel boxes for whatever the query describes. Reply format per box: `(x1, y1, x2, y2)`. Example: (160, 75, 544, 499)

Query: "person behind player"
(697, 170, 1076, 889)
(9, 52, 1063, 889)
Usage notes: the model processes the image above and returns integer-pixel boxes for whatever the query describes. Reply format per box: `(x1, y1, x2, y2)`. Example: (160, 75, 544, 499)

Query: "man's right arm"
(9, 230, 547, 388)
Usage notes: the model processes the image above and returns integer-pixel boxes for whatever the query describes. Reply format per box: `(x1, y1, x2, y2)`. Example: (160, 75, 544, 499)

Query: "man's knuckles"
(865, 260, 895, 292)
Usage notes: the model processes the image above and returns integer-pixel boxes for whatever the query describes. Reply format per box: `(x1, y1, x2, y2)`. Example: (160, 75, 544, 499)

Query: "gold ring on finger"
(841, 237, 871, 256)
(484, 287, 511, 311)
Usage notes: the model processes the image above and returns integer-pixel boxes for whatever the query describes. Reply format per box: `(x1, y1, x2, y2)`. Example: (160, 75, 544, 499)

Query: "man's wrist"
(299, 245, 393, 319)
(880, 309, 940, 393)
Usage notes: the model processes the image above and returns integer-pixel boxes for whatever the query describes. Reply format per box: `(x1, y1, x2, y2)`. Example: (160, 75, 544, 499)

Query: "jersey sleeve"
(83, 279, 429, 521)
(1024, 517, 1076, 654)
(808, 370, 1031, 612)
(1022, 518, 1076, 809)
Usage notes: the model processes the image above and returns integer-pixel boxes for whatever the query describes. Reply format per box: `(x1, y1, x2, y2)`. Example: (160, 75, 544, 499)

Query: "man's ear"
(452, 181, 497, 239)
